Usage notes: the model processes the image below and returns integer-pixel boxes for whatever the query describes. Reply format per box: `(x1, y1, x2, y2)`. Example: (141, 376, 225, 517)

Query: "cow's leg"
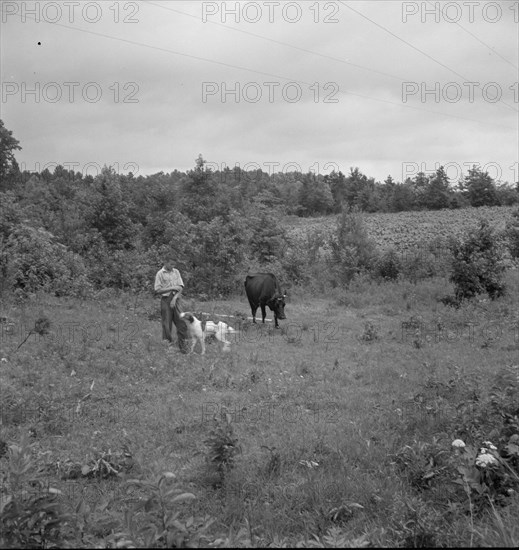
(261, 304, 267, 324)
(251, 305, 258, 324)
(274, 314, 279, 329)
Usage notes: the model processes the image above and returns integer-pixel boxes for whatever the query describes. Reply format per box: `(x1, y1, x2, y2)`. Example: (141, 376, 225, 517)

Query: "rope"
(197, 312, 273, 323)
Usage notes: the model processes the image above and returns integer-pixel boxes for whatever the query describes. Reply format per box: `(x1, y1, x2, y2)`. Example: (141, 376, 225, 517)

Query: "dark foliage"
(447, 220, 506, 305)
(0, 119, 517, 298)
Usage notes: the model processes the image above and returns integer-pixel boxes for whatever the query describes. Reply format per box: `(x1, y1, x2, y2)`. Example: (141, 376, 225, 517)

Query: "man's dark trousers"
(161, 293, 190, 353)
(160, 295, 174, 342)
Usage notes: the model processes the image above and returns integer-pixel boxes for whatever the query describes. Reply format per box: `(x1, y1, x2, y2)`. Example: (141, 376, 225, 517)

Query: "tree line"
(1, 120, 518, 299)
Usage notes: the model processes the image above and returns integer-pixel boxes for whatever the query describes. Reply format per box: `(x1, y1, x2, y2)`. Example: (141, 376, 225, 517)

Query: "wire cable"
(339, 0, 518, 113)
(5, 8, 515, 129)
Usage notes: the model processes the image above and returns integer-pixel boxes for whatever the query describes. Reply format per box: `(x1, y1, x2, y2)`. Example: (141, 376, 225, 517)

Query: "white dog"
(180, 313, 237, 354)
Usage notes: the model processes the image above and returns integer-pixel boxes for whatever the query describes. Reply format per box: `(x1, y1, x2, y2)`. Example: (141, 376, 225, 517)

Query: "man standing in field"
(154, 257, 189, 353)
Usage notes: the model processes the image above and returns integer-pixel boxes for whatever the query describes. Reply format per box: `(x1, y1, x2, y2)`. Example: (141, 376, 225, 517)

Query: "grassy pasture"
(1, 268, 518, 546)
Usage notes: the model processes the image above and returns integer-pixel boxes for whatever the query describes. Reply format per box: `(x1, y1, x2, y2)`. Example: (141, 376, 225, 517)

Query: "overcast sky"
(1, 0, 518, 184)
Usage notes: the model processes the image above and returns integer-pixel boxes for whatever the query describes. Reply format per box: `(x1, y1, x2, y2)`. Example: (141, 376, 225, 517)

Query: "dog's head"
(180, 312, 195, 324)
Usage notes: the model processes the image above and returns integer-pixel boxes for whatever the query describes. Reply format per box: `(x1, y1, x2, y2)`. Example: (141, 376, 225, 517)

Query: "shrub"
(0, 434, 71, 548)
(279, 231, 328, 287)
(188, 215, 249, 297)
(204, 411, 242, 486)
(4, 224, 92, 298)
(327, 208, 376, 287)
(447, 220, 506, 304)
(504, 208, 519, 260)
(247, 200, 288, 266)
(0, 191, 25, 240)
(399, 239, 453, 283)
(111, 473, 215, 548)
(373, 248, 401, 280)
(359, 321, 379, 341)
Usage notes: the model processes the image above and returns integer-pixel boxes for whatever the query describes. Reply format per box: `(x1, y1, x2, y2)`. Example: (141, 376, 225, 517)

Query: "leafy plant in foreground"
(450, 438, 519, 513)
(0, 433, 71, 548)
(204, 410, 242, 486)
(109, 472, 214, 548)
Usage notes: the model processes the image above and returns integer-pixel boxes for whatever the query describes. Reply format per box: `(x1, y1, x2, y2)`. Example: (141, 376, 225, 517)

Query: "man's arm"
(168, 269, 184, 293)
(154, 270, 176, 295)
(154, 269, 184, 295)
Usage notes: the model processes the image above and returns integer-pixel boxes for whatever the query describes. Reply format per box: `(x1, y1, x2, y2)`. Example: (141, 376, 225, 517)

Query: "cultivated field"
(287, 205, 517, 254)
(1, 208, 519, 547)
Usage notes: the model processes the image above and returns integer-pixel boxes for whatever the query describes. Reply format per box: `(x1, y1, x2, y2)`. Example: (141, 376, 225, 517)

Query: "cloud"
(2, 0, 517, 183)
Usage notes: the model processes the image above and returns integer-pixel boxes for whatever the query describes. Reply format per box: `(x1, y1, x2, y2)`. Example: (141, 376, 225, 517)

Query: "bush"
(400, 252, 437, 283)
(0, 191, 25, 240)
(373, 248, 401, 280)
(187, 215, 249, 297)
(279, 231, 328, 287)
(447, 219, 506, 304)
(395, 238, 454, 283)
(327, 208, 376, 287)
(4, 225, 92, 298)
(504, 208, 519, 259)
(0, 434, 71, 548)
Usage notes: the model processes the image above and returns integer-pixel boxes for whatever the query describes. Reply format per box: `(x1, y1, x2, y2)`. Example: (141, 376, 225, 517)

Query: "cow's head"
(268, 294, 286, 320)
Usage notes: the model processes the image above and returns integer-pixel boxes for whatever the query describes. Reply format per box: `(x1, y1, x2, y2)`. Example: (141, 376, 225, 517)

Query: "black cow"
(244, 273, 286, 328)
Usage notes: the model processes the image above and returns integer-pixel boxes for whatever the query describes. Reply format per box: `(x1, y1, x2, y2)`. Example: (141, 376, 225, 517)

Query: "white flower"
(299, 460, 319, 469)
(483, 441, 497, 451)
(452, 439, 466, 448)
(1, 358, 7, 362)
(476, 453, 498, 467)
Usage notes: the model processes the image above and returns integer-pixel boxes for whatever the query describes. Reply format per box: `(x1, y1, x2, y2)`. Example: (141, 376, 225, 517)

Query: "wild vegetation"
(1, 120, 519, 547)
(1, 118, 518, 299)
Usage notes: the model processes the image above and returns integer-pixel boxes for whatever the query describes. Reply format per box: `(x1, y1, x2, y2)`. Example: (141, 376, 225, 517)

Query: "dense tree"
(247, 194, 288, 265)
(325, 170, 347, 212)
(390, 182, 416, 212)
(273, 175, 302, 215)
(495, 182, 519, 206)
(327, 207, 376, 286)
(462, 166, 499, 207)
(2, 127, 518, 298)
(409, 171, 429, 209)
(297, 173, 334, 216)
(180, 154, 228, 223)
(85, 166, 136, 250)
(344, 167, 369, 208)
(422, 166, 451, 210)
(0, 119, 21, 190)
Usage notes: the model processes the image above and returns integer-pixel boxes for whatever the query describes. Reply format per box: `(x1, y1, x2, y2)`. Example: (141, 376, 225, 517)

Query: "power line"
(426, 0, 518, 71)
(145, 0, 408, 82)
(339, 0, 469, 80)
(339, 0, 518, 113)
(141, 1, 516, 126)
(8, 9, 516, 129)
